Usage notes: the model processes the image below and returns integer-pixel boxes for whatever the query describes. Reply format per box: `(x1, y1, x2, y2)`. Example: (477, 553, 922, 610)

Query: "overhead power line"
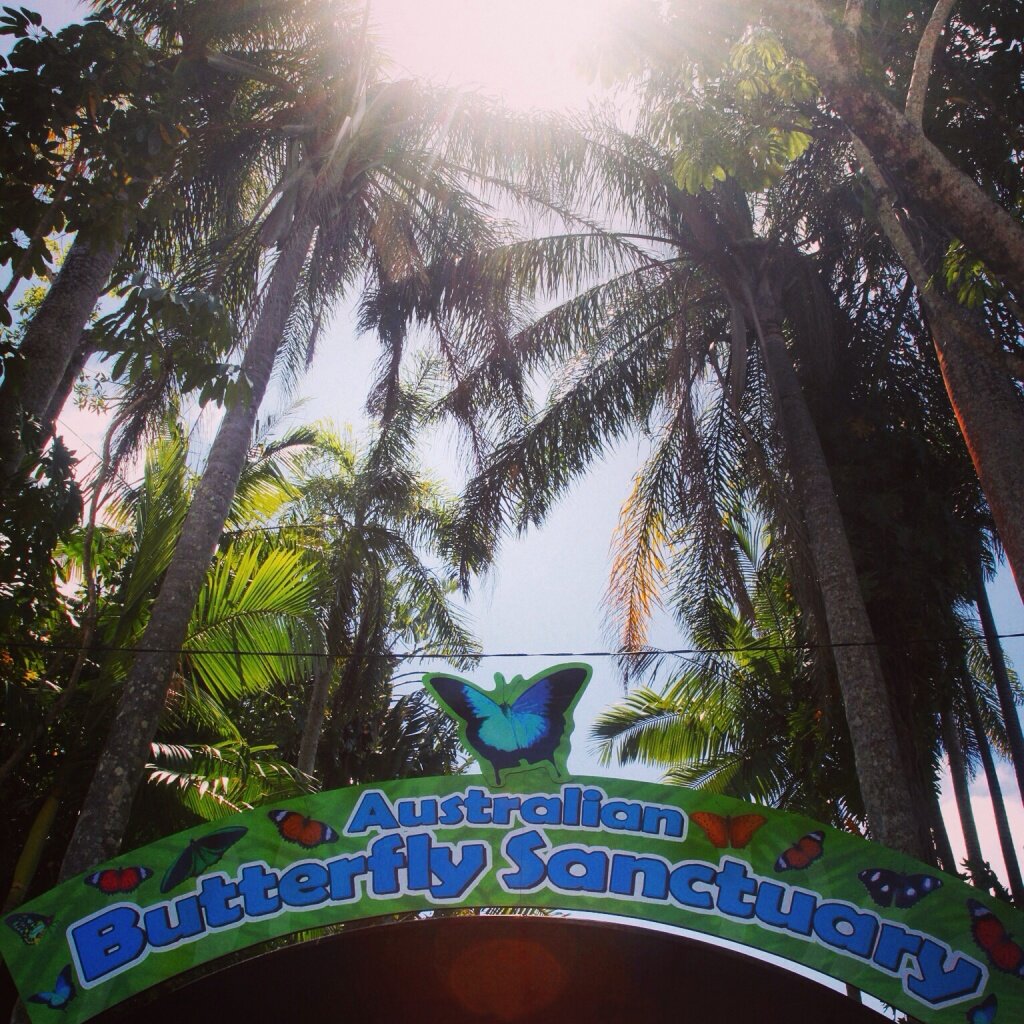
(3, 632, 1023, 661)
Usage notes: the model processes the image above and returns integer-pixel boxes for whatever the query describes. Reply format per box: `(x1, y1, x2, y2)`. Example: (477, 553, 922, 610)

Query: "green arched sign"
(3, 665, 1021, 1023)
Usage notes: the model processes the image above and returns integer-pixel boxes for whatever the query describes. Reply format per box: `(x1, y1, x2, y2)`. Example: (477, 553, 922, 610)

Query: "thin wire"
(5, 632, 1024, 660)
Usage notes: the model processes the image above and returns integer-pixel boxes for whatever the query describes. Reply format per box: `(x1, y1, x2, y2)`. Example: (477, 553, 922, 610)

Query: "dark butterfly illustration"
(858, 868, 942, 909)
(968, 898, 1024, 976)
(690, 812, 766, 849)
(160, 826, 247, 893)
(29, 964, 75, 1011)
(84, 865, 152, 895)
(425, 664, 590, 785)
(774, 831, 825, 871)
(5, 911, 54, 945)
(967, 993, 997, 1024)
(268, 810, 338, 848)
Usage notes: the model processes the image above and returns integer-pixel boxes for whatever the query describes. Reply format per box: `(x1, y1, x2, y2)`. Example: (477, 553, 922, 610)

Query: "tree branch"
(905, 0, 959, 128)
(843, 0, 865, 32)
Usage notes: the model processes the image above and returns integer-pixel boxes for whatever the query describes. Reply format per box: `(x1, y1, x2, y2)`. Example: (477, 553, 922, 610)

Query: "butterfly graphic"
(268, 810, 338, 848)
(29, 964, 75, 1011)
(690, 812, 767, 849)
(967, 993, 998, 1024)
(425, 664, 590, 785)
(775, 831, 825, 871)
(858, 868, 942, 909)
(968, 898, 1024, 976)
(5, 911, 54, 945)
(84, 865, 152, 895)
(160, 826, 247, 893)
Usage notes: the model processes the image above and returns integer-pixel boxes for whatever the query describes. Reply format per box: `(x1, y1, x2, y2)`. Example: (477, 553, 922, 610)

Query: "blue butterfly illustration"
(29, 964, 75, 1011)
(425, 664, 590, 785)
(967, 993, 997, 1024)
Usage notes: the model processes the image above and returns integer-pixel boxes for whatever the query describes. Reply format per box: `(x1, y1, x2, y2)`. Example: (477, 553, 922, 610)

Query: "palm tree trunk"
(751, 281, 930, 860)
(0, 235, 121, 486)
(974, 559, 1024, 803)
(856, 144, 1024, 605)
(927, 784, 957, 875)
(2, 785, 62, 912)
(297, 657, 332, 778)
(758, 0, 1024, 299)
(59, 218, 316, 879)
(942, 707, 986, 879)
(963, 681, 1024, 903)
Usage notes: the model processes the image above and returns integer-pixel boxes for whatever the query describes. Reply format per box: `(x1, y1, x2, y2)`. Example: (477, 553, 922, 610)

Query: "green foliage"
(146, 740, 311, 820)
(664, 29, 816, 194)
(278, 369, 480, 787)
(185, 540, 319, 702)
(596, 514, 862, 826)
(0, 7, 189, 297)
(0, 435, 81, 670)
(943, 241, 1000, 310)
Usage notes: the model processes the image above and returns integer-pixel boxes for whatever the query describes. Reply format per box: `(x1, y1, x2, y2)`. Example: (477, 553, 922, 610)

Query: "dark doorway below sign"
(91, 914, 885, 1023)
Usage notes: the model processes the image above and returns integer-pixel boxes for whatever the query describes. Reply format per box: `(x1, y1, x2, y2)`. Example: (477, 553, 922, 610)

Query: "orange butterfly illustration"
(775, 831, 825, 871)
(690, 811, 767, 849)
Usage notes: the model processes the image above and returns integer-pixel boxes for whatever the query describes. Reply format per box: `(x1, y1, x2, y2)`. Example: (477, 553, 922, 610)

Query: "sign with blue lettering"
(2, 664, 1021, 1024)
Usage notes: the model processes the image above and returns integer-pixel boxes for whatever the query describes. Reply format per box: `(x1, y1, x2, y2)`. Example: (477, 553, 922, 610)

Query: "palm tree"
(595, 512, 864, 827)
(279, 369, 479, 785)
(0, 0, 339, 487)
(57, 15, 575, 874)
(452, 123, 929, 857)
(610, 0, 1024, 602)
(1, 422, 320, 905)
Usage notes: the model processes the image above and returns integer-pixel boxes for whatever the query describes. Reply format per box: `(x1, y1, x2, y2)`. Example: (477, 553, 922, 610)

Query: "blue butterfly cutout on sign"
(29, 964, 75, 1011)
(424, 663, 591, 786)
(967, 993, 997, 1024)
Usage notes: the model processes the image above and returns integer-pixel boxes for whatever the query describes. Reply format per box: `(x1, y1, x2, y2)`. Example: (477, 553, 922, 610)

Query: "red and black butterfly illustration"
(160, 827, 247, 894)
(858, 868, 942, 909)
(84, 866, 153, 895)
(968, 898, 1024, 976)
(268, 810, 339, 849)
(5, 912, 54, 945)
(690, 812, 767, 850)
(775, 831, 825, 871)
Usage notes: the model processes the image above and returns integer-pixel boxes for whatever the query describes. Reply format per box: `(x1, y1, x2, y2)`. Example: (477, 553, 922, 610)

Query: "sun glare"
(370, 0, 620, 112)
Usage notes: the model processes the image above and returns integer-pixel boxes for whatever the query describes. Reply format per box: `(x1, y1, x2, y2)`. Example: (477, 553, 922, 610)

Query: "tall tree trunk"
(974, 559, 1024, 803)
(2, 785, 63, 912)
(856, 144, 1024, 605)
(942, 707, 986, 879)
(933, 318, 1024, 605)
(927, 784, 957, 875)
(43, 334, 91, 435)
(297, 657, 332, 778)
(59, 218, 316, 879)
(963, 681, 1024, 903)
(758, 0, 1024, 300)
(0, 235, 121, 486)
(751, 281, 930, 860)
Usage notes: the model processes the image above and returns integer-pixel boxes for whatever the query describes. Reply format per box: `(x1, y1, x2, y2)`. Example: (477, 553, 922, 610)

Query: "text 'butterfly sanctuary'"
(2, 662, 1023, 1024)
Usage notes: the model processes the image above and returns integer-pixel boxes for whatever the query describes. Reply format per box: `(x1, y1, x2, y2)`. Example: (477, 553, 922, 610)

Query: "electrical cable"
(3, 632, 1023, 661)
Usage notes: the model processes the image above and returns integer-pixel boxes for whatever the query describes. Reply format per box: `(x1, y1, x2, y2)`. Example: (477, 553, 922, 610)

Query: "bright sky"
(370, 0, 616, 112)
(36, 0, 1024, 899)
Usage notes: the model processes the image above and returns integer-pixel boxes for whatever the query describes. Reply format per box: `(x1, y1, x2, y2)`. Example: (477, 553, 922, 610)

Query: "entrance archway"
(94, 914, 885, 1023)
